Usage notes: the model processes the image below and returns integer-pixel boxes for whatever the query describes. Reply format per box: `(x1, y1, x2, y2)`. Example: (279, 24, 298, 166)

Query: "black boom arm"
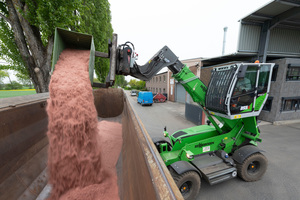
(116, 45, 185, 81)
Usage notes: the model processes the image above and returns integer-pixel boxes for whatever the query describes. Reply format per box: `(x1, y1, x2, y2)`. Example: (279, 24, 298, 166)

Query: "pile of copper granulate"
(60, 121, 122, 200)
(46, 49, 122, 200)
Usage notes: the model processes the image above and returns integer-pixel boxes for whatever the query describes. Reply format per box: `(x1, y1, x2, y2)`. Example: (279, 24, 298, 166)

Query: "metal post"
(106, 33, 118, 87)
(257, 21, 270, 63)
(222, 27, 228, 56)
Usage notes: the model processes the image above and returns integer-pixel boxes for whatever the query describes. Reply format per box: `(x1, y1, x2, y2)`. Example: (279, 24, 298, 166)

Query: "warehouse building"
(146, 71, 168, 95)
(145, 58, 201, 102)
(201, 0, 300, 123)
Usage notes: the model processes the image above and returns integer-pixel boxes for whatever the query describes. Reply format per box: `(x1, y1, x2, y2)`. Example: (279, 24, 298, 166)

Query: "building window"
(159, 88, 161, 93)
(271, 64, 278, 81)
(156, 88, 158, 93)
(156, 77, 158, 82)
(286, 64, 300, 81)
(163, 88, 166, 93)
(263, 97, 273, 111)
(163, 75, 166, 82)
(281, 97, 300, 112)
(159, 76, 161, 82)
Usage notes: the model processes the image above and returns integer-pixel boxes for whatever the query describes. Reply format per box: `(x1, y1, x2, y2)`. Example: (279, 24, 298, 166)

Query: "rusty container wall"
(0, 94, 49, 200)
(0, 89, 182, 200)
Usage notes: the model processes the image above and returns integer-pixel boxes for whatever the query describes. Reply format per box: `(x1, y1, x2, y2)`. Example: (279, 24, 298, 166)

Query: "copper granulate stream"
(46, 49, 122, 200)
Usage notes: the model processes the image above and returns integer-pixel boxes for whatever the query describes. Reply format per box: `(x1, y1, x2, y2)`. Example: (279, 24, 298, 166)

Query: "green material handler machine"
(111, 42, 274, 199)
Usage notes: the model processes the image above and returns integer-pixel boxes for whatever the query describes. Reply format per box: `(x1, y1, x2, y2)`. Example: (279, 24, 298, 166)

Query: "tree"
(5, 80, 22, 90)
(78, 0, 113, 83)
(16, 72, 32, 88)
(0, 69, 12, 83)
(128, 79, 138, 89)
(115, 75, 127, 88)
(0, 0, 113, 93)
(93, 77, 101, 83)
(136, 80, 146, 90)
(0, 70, 8, 82)
(128, 79, 146, 90)
(0, 69, 8, 89)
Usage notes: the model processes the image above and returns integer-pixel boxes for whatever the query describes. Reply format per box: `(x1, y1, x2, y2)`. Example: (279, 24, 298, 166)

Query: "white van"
(130, 90, 137, 96)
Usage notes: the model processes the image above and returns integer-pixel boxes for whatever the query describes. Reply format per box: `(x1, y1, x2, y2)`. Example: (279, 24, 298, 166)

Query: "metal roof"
(201, 51, 300, 67)
(241, 0, 300, 30)
(202, 52, 255, 67)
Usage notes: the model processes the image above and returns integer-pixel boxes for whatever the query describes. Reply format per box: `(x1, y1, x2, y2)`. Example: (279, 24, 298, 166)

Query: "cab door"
(255, 64, 273, 111)
(229, 64, 273, 116)
(230, 64, 258, 115)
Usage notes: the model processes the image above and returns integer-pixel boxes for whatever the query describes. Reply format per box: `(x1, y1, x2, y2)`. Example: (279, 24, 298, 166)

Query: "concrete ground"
(126, 92, 194, 138)
(125, 91, 300, 200)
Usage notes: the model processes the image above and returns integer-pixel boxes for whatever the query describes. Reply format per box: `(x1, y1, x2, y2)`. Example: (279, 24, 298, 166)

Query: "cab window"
(230, 65, 257, 114)
(257, 65, 271, 94)
(233, 66, 257, 95)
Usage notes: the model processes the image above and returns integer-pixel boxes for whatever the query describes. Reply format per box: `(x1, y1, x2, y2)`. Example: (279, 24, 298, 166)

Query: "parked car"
(137, 91, 153, 106)
(130, 90, 137, 96)
(153, 93, 167, 103)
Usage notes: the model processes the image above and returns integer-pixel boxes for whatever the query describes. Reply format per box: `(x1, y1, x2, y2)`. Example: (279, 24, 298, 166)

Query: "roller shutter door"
(175, 83, 186, 103)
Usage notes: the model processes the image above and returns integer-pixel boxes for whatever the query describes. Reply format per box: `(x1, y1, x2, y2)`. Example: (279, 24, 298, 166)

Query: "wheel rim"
(247, 161, 260, 174)
(180, 181, 191, 195)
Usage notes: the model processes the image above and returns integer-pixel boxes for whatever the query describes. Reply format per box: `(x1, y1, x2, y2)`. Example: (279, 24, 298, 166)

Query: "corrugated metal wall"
(238, 24, 261, 52)
(238, 24, 300, 55)
(268, 28, 300, 54)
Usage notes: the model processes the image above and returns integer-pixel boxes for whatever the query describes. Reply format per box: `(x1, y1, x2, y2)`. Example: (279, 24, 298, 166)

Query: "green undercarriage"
(161, 116, 261, 166)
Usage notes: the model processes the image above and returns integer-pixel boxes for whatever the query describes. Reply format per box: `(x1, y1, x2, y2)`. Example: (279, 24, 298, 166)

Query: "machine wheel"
(170, 168, 201, 200)
(236, 152, 268, 182)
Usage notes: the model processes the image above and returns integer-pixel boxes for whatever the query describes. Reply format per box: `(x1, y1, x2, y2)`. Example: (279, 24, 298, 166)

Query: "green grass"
(0, 89, 36, 98)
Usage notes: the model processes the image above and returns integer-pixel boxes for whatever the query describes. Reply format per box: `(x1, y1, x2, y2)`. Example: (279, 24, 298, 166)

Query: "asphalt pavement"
(125, 90, 300, 200)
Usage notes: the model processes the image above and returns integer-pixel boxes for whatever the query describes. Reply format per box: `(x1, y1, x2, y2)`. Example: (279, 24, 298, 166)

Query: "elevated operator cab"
(205, 63, 274, 120)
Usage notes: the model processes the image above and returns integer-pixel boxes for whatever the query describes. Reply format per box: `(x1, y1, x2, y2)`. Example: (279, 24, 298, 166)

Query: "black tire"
(170, 168, 201, 200)
(236, 152, 268, 182)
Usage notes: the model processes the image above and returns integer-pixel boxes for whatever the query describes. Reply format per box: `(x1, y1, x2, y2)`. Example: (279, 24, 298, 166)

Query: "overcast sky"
(109, 0, 271, 80)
